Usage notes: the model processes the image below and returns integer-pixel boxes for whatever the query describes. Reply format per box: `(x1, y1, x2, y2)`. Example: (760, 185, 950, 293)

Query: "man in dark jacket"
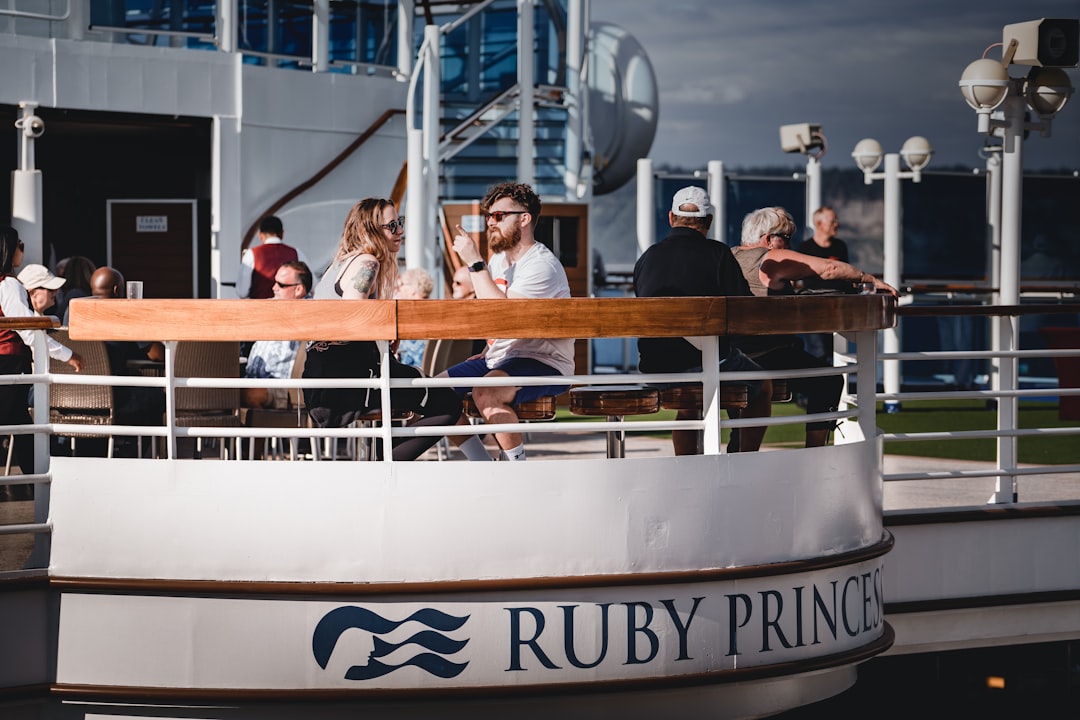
(633, 186, 771, 455)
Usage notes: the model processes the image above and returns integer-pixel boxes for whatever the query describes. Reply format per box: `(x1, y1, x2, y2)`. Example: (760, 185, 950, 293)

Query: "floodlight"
(1023, 66, 1074, 117)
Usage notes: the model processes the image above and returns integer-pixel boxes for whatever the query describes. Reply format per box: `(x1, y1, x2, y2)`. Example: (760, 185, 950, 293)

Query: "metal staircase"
(432, 0, 572, 200)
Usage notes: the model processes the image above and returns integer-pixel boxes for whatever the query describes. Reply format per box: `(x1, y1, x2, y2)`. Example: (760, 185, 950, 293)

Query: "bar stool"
(658, 383, 749, 413)
(568, 385, 659, 458)
(772, 379, 791, 402)
(658, 383, 749, 455)
(463, 393, 558, 421)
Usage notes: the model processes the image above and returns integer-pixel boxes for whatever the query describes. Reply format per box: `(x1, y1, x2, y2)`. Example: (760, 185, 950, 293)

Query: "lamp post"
(851, 135, 933, 414)
(958, 18, 1076, 503)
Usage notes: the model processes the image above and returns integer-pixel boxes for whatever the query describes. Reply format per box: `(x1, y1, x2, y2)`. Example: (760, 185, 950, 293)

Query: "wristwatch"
(468, 260, 486, 273)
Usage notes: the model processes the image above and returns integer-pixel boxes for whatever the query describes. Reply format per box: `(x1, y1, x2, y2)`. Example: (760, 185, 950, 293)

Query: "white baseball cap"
(17, 264, 66, 291)
(671, 186, 712, 217)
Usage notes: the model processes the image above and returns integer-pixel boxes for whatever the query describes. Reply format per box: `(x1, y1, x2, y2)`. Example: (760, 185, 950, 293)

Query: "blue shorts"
(446, 356, 566, 403)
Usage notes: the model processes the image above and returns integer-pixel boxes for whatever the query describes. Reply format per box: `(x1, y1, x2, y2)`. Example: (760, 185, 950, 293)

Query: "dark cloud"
(591, 0, 1080, 171)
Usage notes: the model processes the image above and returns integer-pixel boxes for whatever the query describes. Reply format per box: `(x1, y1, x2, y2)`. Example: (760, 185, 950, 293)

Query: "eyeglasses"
(484, 210, 526, 223)
(273, 280, 303, 289)
(766, 232, 792, 243)
(381, 217, 405, 234)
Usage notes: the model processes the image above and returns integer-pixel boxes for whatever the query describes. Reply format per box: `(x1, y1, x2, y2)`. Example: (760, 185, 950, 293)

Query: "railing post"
(27, 329, 51, 568)
(699, 336, 721, 455)
(882, 153, 902, 414)
(378, 341, 394, 463)
(855, 329, 877, 446)
(164, 341, 178, 460)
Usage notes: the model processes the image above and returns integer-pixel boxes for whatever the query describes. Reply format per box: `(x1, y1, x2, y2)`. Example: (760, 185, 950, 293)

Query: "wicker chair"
(49, 328, 116, 457)
(174, 341, 242, 459)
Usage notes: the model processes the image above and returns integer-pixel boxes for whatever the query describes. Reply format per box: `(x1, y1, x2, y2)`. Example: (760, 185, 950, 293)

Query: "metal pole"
(700, 336, 720, 455)
(882, 153, 901, 413)
(563, 0, 584, 200)
(397, 0, 414, 77)
(27, 331, 51, 568)
(11, 101, 43, 267)
(805, 155, 821, 232)
(991, 89, 1025, 504)
(217, 0, 235, 53)
(311, 0, 328, 72)
(516, 0, 535, 186)
(636, 158, 654, 255)
(410, 24, 440, 272)
(986, 152, 1002, 412)
(707, 160, 724, 242)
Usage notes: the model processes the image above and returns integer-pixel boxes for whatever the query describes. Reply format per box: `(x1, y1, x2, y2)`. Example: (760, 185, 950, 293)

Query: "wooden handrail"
(899, 303, 1080, 318)
(67, 295, 895, 342)
(0, 317, 60, 330)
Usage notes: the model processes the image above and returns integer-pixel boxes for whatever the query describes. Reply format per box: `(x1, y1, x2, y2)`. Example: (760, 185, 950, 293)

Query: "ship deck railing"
(0, 295, 885, 460)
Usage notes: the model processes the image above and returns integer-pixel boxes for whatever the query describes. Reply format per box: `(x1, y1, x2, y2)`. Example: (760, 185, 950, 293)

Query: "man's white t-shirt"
(484, 242, 574, 375)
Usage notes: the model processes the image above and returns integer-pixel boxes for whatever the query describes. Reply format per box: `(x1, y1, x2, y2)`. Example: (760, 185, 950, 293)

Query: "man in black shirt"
(796, 206, 851, 359)
(633, 186, 771, 455)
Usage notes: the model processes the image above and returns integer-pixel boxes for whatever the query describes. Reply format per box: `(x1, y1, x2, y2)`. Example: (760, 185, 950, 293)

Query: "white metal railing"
(879, 303, 1080, 504)
(0, 336, 866, 463)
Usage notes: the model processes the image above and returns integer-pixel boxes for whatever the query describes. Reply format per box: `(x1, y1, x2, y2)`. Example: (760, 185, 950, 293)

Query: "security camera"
(1004, 18, 1079, 68)
(18, 115, 45, 139)
(779, 123, 825, 155)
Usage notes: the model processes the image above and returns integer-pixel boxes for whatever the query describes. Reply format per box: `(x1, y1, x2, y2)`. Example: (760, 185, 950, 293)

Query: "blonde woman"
(303, 198, 461, 460)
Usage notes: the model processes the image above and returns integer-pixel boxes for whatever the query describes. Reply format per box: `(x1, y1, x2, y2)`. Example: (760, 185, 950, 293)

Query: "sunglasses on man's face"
(484, 210, 526, 224)
(274, 280, 302, 289)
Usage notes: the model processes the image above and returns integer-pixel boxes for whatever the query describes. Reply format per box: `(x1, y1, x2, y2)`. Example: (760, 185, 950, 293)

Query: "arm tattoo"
(351, 259, 379, 296)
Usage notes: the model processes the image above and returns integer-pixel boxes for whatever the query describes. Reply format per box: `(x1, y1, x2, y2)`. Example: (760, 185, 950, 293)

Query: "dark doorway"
(1, 106, 212, 296)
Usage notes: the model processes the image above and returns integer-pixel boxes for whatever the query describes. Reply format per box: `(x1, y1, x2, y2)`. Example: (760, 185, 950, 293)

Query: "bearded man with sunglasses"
(441, 182, 573, 462)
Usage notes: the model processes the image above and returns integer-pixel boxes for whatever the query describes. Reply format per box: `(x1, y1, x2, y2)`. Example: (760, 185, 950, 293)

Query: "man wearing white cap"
(15, 263, 82, 371)
(18, 263, 66, 316)
(633, 186, 771, 455)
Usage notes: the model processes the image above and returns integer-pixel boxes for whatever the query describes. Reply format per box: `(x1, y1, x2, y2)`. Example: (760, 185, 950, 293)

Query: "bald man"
(89, 266, 126, 300)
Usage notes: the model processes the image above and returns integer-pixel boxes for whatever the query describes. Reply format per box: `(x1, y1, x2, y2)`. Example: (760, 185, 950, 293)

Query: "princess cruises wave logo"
(312, 606, 471, 680)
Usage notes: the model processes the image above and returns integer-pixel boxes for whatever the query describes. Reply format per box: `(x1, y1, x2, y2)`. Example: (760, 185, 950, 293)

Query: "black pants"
(305, 343, 462, 461)
(0, 352, 34, 474)
(752, 345, 843, 431)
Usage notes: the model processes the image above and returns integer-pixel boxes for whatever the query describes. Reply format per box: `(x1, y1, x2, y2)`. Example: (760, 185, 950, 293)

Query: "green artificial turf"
(874, 399, 1080, 465)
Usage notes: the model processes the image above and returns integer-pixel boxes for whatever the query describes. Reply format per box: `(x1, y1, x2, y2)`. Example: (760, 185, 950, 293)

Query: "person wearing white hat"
(633, 186, 772, 455)
(17, 263, 66, 316)
(14, 262, 83, 371)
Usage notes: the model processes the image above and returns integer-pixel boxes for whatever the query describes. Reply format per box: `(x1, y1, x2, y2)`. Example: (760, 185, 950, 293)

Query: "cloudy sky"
(589, 0, 1080, 172)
